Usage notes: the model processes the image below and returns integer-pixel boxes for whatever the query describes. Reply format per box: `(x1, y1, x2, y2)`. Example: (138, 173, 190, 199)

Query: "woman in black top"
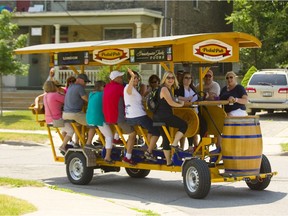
(220, 71, 248, 116)
(175, 72, 207, 153)
(153, 71, 187, 166)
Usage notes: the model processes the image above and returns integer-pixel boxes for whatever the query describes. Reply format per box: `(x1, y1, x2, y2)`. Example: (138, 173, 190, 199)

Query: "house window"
(192, 0, 199, 9)
(104, 28, 133, 40)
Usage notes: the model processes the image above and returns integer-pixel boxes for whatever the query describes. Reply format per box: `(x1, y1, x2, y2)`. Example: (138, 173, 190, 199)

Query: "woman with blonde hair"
(153, 71, 187, 166)
(220, 71, 248, 116)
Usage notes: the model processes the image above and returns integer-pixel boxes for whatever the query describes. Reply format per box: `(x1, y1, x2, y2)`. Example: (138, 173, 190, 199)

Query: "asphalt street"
(0, 112, 287, 215)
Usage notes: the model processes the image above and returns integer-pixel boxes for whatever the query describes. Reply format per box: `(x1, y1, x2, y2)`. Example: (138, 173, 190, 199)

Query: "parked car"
(246, 69, 288, 115)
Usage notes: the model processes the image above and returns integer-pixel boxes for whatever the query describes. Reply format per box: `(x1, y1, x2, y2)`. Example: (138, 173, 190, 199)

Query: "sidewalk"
(0, 186, 186, 216)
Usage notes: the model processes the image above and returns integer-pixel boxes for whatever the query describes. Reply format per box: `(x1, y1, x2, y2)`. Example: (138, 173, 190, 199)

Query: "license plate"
(262, 91, 272, 97)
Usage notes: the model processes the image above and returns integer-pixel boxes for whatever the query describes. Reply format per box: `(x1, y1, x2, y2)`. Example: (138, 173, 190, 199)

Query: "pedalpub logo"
(93, 48, 129, 65)
(193, 39, 232, 62)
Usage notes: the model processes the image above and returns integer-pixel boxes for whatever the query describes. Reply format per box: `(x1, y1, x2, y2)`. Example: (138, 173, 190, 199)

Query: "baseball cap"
(109, 70, 125, 80)
(77, 74, 91, 82)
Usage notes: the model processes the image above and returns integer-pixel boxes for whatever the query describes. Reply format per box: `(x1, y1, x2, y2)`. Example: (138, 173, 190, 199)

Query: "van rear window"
(249, 74, 287, 85)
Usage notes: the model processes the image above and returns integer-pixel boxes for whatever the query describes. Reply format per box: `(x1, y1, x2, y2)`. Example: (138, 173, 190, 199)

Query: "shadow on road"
(44, 173, 287, 209)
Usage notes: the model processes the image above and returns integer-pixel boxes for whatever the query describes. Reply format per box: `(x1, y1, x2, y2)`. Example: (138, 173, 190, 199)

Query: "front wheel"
(66, 152, 94, 185)
(183, 159, 211, 199)
(125, 168, 150, 178)
(245, 154, 271, 190)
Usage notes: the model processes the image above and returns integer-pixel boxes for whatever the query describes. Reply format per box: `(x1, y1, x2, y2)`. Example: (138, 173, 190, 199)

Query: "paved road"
(0, 112, 287, 215)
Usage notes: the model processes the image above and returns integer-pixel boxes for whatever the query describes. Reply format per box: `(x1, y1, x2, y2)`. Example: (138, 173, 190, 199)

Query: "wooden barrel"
(221, 116, 263, 176)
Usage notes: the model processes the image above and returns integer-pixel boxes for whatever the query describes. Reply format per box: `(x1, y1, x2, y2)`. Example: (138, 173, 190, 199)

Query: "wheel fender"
(65, 148, 97, 167)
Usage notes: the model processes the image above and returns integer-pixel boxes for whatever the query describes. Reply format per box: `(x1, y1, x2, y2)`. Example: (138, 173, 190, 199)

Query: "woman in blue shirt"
(86, 81, 114, 163)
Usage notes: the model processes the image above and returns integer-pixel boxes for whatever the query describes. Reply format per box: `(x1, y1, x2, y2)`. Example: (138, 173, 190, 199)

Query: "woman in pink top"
(43, 81, 74, 154)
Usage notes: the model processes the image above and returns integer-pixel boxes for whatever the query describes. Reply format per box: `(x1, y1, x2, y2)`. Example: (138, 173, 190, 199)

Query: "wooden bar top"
(184, 100, 230, 107)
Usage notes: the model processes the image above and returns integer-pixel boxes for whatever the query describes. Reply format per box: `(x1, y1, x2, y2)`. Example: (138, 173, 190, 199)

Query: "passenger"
(176, 70, 184, 85)
(124, 68, 160, 162)
(86, 81, 114, 163)
(210, 71, 249, 159)
(175, 72, 207, 153)
(103, 70, 137, 166)
(63, 76, 76, 94)
(220, 71, 248, 116)
(42, 81, 74, 153)
(46, 67, 55, 81)
(34, 80, 64, 112)
(62, 74, 90, 148)
(153, 71, 187, 166)
(143, 74, 161, 97)
(197, 69, 220, 100)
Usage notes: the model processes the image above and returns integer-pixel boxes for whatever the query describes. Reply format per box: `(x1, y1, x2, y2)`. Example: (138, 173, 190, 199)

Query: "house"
(3, 0, 233, 89)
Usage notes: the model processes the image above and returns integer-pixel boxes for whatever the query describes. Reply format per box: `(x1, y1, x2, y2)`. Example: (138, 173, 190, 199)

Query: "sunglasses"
(166, 76, 175, 80)
(150, 81, 158, 84)
(226, 76, 234, 80)
(184, 77, 192, 80)
(205, 75, 212, 78)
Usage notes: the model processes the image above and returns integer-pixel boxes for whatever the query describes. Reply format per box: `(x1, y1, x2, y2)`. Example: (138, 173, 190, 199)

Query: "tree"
(0, 9, 28, 115)
(226, 0, 288, 73)
(241, 65, 257, 88)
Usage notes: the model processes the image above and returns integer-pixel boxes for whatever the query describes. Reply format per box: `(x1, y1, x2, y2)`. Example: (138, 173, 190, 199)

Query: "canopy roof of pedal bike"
(15, 32, 261, 64)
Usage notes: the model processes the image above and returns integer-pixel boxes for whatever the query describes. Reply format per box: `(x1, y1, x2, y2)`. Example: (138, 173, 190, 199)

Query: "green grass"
(281, 143, 288, 152)
(0, 132, 48, 144)
(0, 177, 43, 215)
(130, 208, 160, 216)
(0, 110, 45, 130)
(0, 177, 45, 188)
(0, 194, 37, 216)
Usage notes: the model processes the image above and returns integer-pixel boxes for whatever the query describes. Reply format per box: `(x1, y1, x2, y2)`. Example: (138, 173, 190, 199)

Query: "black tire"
(66, 152, 94, 185)
(183, 159, 211, 199)
(246, 154, 271, 190)
(125, 168, 150, 178)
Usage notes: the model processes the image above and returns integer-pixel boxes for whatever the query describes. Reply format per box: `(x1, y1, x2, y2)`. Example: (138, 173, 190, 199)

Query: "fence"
(57, 70, 99, 86)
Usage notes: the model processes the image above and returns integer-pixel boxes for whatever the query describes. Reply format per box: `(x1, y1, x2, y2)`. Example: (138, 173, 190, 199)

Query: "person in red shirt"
(103, 71, 136, 166)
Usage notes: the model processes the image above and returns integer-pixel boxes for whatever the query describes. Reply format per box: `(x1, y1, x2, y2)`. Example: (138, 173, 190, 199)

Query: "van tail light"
(246, 87, 256, 93)
(278, 88, 288, 93)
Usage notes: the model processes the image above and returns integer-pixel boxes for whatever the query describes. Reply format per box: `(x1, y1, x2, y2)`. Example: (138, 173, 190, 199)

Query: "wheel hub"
(69, 158, 84, 180)
(186, 167, 200, 192)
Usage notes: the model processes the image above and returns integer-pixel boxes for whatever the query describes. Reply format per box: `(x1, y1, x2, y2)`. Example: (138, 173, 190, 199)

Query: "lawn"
(0, 177, 44, 215)
(281, 143, 288, 152)
(0, 110, 45, 130)
(0, 110, 48, 144)
(0, 132, 48, 144)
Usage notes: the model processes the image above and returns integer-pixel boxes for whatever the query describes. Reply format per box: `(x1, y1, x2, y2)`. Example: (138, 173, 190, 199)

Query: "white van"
(246, 69, 288, 115)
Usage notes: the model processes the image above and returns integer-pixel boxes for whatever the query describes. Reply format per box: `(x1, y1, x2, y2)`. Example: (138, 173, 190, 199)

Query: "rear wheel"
(125, 168, 150, 178)
(245, 154, 271, 190)
(66, 152, 94, 185)
(183, 159, 211, 199)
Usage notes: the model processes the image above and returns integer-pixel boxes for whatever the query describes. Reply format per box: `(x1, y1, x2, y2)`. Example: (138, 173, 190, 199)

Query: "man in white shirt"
(201, 70, 220, 100)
